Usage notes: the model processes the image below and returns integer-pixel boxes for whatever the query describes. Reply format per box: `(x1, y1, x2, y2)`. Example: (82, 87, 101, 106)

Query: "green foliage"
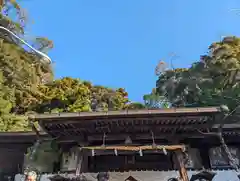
(31, 77, 131, 113)
(127, 102, 146, 109)
(156, 36, 240, 110)
(0, 0, 25, 34)
(0, 0, 53, 53)
(0, 45, 137, 131)
(0, 39, 138, 131)
(0, 36, 141, 131)
(0, 114, 29, 131)
(0, 0, 53, 131)
(143, 88, 171, 108)
(0, 37, 53, 131)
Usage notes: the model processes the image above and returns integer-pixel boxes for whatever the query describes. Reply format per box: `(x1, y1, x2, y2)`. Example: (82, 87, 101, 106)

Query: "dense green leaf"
(155, 36, 240, 110)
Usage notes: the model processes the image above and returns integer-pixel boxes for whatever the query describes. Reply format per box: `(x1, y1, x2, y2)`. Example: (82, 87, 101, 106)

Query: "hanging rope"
(80, 144, 186, 152)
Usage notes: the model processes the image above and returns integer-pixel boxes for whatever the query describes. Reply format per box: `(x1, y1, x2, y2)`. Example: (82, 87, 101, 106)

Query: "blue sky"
(21, 0, 240, 102)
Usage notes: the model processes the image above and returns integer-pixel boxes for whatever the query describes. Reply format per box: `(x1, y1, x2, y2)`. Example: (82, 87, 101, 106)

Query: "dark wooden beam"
(45, 123, 240, 132)
(44, 123, 240, 140)
(40, 115, 210, 125)
(0, 135, 48, 143)
(0, 143, 32, 152)
(212, 124, 240, 129)
(46, 123, 212, 135)
(87, 133, 207, 141)
(57, 136, 86, 143)
(54, 129, 240, 143)
(56, 133, 205, 144)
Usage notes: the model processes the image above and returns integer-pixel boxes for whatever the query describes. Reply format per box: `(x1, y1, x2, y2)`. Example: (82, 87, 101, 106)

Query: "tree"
(126, 102, 146, 110)
(143, 88, 170, 108)
(0, 37, 54, 130)
(0, 0, 54, 131)
(0, 1, 144, 131)
(30, 77, 132, 113)
(0, 0, 25, 34)
(0, 70, 29, 131)
(0, 40, 140, 131)
(0, 0, 53, 53)
(156, 36, 240, 110)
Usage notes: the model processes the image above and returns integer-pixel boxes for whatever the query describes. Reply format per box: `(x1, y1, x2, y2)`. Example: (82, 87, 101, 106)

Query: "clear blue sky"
(21, 0, 240, 102)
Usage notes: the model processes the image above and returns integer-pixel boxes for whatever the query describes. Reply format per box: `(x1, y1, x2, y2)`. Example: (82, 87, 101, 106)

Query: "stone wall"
(14, 170, 240, 181)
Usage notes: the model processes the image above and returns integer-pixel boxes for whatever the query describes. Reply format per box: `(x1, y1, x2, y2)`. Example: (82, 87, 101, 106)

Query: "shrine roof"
(33, 107, 221, 121)
(32, 107, 225, 138)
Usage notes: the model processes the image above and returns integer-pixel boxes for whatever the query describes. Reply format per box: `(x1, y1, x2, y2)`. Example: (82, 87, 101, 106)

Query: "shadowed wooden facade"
(26, 107, 240, 180)
(1, 106, 240, 181)
(0, 132, 47, 181)
(36, 107, 223, 143)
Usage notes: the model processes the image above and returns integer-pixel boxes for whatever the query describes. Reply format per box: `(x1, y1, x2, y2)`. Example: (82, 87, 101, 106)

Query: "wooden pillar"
(169, 137, 189, 181)
(174, 150, 189, 181)
(80, 149, 89, 173)
(75, 145, 90, 174)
